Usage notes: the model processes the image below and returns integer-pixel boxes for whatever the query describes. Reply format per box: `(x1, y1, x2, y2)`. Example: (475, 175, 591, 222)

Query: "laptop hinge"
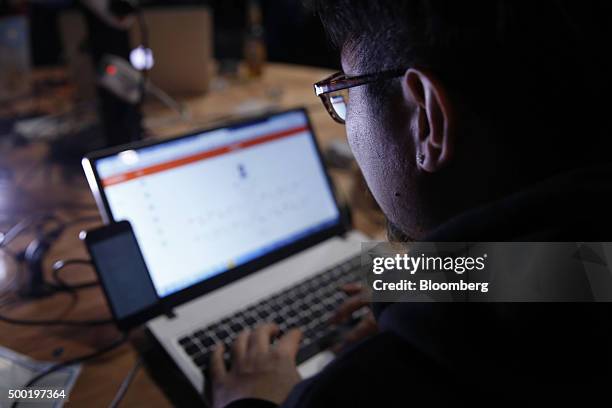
(162, 302, 176, 319)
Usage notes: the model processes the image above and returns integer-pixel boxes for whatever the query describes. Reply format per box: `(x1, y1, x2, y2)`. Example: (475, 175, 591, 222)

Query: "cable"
(0, 213, 110, 326)
(0, 275, 111, 327)
(0, 313, 113, 327)
(1, 213, 99, 249)
(0, 278, 110, 327)
(0, 218, 33, 248)
(11, 332, 130, 408)
(51, 259, 98, 291)
(108, 356, 143, 408)
(0, 293, 23, 309)
(147, 83, 191, 121)
(0, 214, 59, 248)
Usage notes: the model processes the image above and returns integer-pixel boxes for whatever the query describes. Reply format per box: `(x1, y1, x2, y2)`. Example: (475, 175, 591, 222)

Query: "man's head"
(310, 0, 612, 240)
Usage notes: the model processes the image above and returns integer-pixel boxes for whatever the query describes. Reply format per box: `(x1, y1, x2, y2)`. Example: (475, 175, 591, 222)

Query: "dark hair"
(308, 0, 612, 159)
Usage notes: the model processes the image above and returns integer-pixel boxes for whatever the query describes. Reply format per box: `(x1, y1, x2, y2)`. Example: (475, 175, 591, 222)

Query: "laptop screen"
(93, 110, 341, 297)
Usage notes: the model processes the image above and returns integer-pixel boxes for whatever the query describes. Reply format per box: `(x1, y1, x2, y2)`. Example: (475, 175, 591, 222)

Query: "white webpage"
(96, 112, 340, 297)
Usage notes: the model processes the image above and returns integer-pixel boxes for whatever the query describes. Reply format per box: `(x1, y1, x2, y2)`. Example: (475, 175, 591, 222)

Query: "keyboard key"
(178, 336, 192, 346)
(242, 306, 256, 317)
(215, 328, 230, 341)
(200, 336, 215, 348)
(222, 336, 233, 347)
(194, 353, 209, 367)
(306, 319, 321, 330)
(184, 344, 200, 356)
(297, 316, 310, 327)
(229, 321, 243, 333)
(303, 327, 320, 342)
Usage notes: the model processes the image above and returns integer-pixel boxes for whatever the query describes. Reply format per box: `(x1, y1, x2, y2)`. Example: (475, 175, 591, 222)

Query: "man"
(209, 1, 612, 407)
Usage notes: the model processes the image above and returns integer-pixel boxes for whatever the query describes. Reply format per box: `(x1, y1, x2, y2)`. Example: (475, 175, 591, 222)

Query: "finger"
(344, 314, 377, 343)
(330, 294, 369, 324)
(340, 282, 364, 295)
(210, 342, 227, 381)
(232, 329, 250, 364)
(247, 323, 279, 355)
(275, 328, 303, 359)
(332, 316, 377, 354)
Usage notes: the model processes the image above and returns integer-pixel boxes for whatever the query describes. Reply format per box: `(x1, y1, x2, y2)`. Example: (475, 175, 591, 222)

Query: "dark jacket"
(229, 165, 612, 408)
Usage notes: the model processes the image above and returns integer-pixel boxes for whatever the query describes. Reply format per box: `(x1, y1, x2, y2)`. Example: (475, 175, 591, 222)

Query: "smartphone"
(82, 220, 161, 331)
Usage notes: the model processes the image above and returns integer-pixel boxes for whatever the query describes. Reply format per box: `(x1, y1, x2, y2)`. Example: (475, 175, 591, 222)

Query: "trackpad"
(297, 351, 335, 378)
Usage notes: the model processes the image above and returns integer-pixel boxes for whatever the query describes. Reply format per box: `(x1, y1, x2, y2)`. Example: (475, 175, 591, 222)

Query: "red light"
(106, 65, 117, 76)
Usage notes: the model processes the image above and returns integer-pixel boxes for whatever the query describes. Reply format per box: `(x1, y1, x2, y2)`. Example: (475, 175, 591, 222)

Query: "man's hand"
(210, 323, 302, 408)
(330, 282, 378, 352)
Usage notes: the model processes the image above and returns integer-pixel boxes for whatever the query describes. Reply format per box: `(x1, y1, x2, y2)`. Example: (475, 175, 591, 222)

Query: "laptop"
(82, 108, 367, 395)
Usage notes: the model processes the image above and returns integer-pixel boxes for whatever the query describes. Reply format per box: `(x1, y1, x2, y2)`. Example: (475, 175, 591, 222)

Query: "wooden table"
(0, 63, 384, 407)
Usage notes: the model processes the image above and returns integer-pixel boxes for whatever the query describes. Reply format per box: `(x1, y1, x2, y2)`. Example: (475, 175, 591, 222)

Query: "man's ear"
(402, 68, 455, 173)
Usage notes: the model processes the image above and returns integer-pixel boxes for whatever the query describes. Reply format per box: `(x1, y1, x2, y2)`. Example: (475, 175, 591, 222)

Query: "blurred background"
(1, 0, 338, 153)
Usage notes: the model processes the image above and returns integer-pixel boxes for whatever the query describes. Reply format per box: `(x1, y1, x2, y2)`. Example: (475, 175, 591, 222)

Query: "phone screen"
(86, 223, 159, 323)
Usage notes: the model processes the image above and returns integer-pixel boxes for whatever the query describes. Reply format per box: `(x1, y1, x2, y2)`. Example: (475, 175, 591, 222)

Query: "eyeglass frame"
(313, 69, 406, 124)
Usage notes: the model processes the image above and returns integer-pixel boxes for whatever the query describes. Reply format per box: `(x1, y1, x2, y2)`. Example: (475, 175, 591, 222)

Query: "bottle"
(244, 0, 266, 78)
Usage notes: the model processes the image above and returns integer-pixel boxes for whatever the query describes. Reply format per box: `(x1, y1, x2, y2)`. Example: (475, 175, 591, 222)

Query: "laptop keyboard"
(177, 254, 365, 374)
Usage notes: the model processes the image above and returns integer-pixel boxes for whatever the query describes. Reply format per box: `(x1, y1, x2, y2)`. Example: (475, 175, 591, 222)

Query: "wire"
(0, 214, 110, 326)
(0, 313, 113, 327)
(147, 83, 191, 121)
(0, 212, 97, 251)
(0, 274, 111, 326)
(11, 332, 130, 408)
(0, 280, 109, 327)
(0, 218, 33, 248)
(51, 259, 98, 291)
(0, 214, 59, 248)
(0, 293, 23, 309)
(108, 356, 143, 408)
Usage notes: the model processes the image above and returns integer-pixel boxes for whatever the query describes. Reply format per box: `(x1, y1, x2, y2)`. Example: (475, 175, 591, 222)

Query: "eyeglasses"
(313, 69, 406, 124)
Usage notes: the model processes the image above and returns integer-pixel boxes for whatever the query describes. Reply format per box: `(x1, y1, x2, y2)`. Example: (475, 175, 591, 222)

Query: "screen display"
(88, 229, 159, 320)
(94, 111, 341, 297)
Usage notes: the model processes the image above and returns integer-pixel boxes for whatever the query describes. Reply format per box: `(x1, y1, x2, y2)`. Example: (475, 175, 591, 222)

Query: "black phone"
(82, 220, 161, 331)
